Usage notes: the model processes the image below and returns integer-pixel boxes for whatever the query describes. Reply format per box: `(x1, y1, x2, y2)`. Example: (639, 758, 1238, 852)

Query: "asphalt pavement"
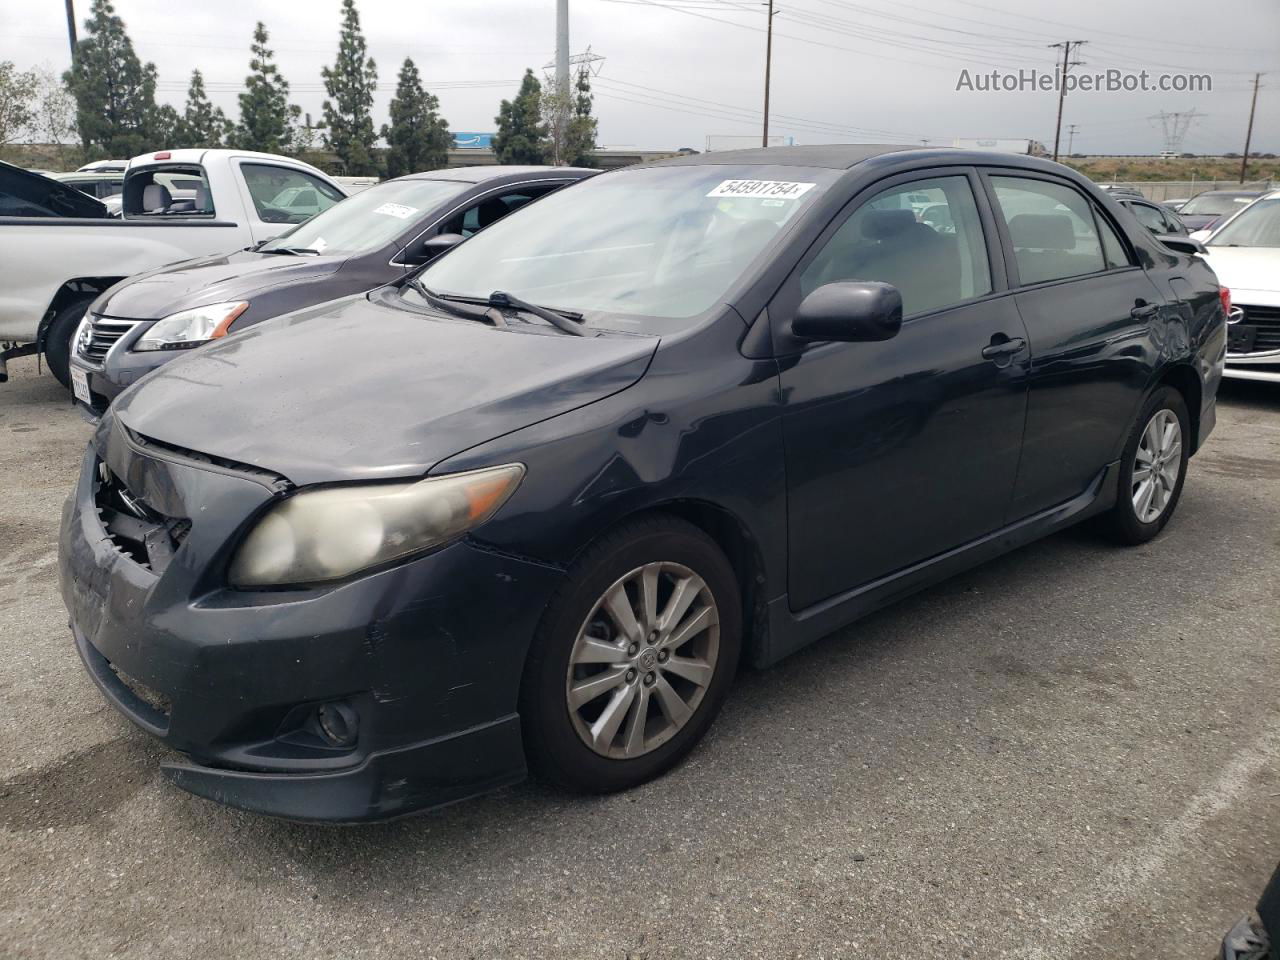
(1, 353, 1277, 959)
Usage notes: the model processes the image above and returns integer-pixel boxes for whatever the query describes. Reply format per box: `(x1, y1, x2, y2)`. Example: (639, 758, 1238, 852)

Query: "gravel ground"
(1, 353, 1277, 960)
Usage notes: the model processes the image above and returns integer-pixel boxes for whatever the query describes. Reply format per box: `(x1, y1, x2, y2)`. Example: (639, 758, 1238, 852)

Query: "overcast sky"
(2, 0, 1277, 155)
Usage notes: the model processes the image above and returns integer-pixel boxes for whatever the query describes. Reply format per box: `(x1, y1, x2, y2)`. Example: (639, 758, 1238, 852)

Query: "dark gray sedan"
(69, 165, 595, 417)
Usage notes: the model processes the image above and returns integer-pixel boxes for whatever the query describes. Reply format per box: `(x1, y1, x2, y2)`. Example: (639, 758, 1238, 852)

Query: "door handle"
(1130, 301, 1160, 320)
(981, 336, 1026, 361)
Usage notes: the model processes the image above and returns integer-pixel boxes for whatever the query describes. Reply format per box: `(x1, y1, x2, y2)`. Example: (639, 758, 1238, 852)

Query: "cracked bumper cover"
(58, 437, 565, 822)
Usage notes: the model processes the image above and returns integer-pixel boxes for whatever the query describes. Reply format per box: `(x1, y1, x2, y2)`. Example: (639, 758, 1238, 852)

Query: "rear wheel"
(43, 296, 94, 389)
(1101, 386, 1190, 544)
(520, 515, 742, 793)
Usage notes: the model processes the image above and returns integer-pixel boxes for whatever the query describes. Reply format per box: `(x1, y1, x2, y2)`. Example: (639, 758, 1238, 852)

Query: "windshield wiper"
(489, 290, 589, 337)
(405, 278, 505, 326)
(259, 246, 319, 256)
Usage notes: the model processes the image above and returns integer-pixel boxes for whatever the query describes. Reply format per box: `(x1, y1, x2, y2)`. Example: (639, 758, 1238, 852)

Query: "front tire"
(520, 515, 742, 793)
(43, 296, 94, 389)
(1102, 385, 1190, 545)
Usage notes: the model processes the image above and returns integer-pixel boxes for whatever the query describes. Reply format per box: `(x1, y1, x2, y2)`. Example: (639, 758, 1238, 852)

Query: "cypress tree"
(321, 0, 379, 175)
(234, 22, 300, 154)
(63, 0, 160, 158)
(493, 69, 548, 165)
(381, 58, 451, 178)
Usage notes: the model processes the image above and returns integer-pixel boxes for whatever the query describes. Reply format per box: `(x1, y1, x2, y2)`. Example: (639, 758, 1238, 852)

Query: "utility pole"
(762, 0, 776, 148)
(1066, 123, 1079, 155)
(555, 0, 570, 165)
(1240, 72, 1262, 184)
(1050, 40, 1086, 162)
(64, 0, 77, 61)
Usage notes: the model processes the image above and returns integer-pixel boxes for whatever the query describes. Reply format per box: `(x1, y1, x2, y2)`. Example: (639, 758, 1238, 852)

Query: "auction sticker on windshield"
(373, 202, 418, 219)
(707, 180, 816, 200)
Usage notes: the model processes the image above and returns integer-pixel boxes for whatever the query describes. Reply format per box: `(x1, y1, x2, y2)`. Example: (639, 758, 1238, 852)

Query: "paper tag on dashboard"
(373, 202, 418, 219)
(707, 179, 816, 200)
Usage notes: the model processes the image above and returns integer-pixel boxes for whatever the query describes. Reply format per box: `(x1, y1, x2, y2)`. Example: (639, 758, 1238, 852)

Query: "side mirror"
(1157, 234, 1206, 255)
(792, 281, 903, 343)
(401, 232, 466, 266)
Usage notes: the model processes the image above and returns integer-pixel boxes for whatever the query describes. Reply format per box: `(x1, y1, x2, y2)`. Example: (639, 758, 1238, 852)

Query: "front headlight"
(228, 464, 526, 587)
(134, 301, 248, 352)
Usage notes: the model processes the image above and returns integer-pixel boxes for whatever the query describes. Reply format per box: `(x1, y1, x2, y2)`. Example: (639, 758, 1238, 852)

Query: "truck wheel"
(43, 297, 94, 389)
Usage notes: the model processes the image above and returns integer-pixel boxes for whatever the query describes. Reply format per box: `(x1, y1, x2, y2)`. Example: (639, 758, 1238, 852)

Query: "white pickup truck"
(0, 148, 346, 386)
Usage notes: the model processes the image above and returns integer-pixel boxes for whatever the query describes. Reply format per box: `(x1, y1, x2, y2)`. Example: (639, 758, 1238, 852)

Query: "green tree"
(148, 102, 180, 147)
(493, 69, 548, 165)
(321, 0, 378, 175)
(564, 64, 598, 167)
(176, 69, 231, 148)
(381, 58, 450, 178)
(63, 0, 160, 158)
(234, 22, 300, 154)
(0, 62, 38, 150)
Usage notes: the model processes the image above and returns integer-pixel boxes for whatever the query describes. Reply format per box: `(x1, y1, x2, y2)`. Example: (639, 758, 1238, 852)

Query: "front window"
(1207, 197, 1280, 248)
(240, 163, 345, 225)
(1179, 193, 1256, 217)
(800, 176, 992, 316)
(260, 179, 467, 256)
(415, 164, 840, 332)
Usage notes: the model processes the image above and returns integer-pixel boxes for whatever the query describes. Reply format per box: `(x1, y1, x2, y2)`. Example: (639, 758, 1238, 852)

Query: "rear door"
(775, 168, 1030, 610)
(982, 171, 1168, 519)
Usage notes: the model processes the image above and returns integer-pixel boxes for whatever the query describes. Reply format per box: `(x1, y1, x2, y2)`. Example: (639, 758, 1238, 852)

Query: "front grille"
(1229, 304, 1280, 356)
(78, 315, 139, 363)
(93, 461, 189, 574)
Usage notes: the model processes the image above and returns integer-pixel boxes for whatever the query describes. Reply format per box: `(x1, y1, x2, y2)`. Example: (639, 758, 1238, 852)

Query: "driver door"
(775, 169, 1030, 611)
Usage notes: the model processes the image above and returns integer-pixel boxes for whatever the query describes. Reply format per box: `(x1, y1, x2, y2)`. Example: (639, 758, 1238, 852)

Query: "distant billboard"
(453, 132, 495, 149)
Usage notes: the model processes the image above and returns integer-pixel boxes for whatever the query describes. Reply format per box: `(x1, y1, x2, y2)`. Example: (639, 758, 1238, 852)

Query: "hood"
(97, 250, 344, 320)
(1179, 214, 1218, 230)
(1202, 247, 1280, 306)
(112, 295, 658, 485)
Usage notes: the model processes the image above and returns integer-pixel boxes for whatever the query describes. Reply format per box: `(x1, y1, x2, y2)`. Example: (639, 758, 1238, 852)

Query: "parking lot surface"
(1, 353, 1277, 959)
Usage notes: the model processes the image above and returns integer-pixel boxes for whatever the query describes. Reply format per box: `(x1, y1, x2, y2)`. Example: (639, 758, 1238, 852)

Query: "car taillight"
(1219, 286, 1231, 317)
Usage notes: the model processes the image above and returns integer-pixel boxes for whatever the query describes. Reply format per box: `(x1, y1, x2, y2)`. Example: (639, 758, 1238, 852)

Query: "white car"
(0, 148, 346, 387)
(1201, 189, 1280, 384)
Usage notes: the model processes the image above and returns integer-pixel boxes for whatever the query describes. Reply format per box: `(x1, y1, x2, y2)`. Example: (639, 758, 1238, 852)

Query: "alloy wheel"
(566, 561, 720, 760)
(1132, 408, 1182, 524)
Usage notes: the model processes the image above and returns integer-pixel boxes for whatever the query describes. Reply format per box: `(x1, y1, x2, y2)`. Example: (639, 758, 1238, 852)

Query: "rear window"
(1180, 193, 1257, 217)
(123, 164, 215, 219)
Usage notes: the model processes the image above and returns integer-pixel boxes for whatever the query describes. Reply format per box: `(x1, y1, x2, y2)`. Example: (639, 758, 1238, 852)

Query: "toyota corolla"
(59, 145, 1227, 822)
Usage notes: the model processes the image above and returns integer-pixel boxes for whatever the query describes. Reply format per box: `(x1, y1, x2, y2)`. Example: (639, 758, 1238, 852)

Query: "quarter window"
(801, 176, 992, 316)
(990, 176, 1107, 284)
(1097, 210, 1131, 268)
(240, 163, 344, 225)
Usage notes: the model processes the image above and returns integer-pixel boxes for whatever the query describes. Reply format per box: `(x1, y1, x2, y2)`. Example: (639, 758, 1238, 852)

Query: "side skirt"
(753, 461, 1120, 668)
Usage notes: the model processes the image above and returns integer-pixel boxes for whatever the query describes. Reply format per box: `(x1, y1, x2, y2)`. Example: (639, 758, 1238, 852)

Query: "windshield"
(1208, 197, 1280, 247)
(1180, 193, 1256, 216)
(260, 178, 467, 256)
(415, 164, 840, 331)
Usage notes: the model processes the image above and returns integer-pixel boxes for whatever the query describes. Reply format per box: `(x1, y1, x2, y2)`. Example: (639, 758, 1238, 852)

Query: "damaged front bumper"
(58, 414, 565, 822)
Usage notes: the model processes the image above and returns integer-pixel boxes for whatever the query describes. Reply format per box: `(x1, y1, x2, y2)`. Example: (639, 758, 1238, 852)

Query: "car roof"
(1196, 189, 1264, 197)
(398, 165, 597, 184)
(648, 144, 922, 169)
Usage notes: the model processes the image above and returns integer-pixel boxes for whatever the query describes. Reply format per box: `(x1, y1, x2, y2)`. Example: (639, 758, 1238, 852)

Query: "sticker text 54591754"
(707, 179, 817, 200)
